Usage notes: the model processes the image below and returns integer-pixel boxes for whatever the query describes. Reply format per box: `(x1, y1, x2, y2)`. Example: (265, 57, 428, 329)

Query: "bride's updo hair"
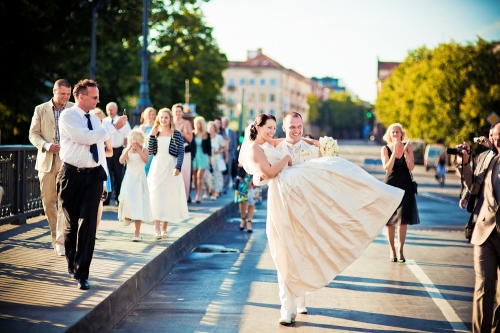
(249, 114, 277, 141)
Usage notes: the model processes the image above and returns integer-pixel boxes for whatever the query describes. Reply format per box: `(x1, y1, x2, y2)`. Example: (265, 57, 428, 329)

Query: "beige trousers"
(39, 154, 63, 247)
(472, 230, 500, 332)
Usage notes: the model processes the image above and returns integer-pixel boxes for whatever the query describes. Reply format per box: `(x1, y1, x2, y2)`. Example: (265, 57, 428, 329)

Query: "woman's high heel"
(389, 258, 397, 262)
(247, 220, 253, 233)
(239, 218, 246, 231)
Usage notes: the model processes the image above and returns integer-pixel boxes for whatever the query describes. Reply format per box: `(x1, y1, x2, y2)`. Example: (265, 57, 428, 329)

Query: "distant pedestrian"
(192, 116, 212, 203)
(118, 130, 153, 241)
(381, 123, 420, 263)
(102, 102, 132, 205)
(90, 107, 114, 240)
(138, 107, 156, 175)
(221, 117, 237, 194)
(148, 108, 188, 239)
(172, 103, 194, 201)
(29, 79, 73, 256)
(58, 79, 128, 290)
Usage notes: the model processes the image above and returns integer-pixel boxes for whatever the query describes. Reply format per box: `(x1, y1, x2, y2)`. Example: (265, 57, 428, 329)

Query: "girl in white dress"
(118, 130, 153, 241)
(147, 108, 189, 240)
(240, 114, 405, 324)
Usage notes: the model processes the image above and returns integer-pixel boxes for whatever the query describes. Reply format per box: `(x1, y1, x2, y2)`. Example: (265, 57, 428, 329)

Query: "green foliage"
(313, 92, 372, 139)
(376, 38, 500, 145)
(0, 0, 225, 144)
(307, 93, 320, 122)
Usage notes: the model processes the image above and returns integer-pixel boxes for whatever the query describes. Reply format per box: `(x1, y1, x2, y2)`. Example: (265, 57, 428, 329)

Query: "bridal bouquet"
(319, 136, 339, 157)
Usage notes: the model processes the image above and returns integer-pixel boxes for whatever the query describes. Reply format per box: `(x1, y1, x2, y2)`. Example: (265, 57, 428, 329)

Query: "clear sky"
(200, 0, 500, 104)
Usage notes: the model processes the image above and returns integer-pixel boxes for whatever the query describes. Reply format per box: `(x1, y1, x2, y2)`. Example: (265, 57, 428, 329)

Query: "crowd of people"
(28, 78, 245, 290)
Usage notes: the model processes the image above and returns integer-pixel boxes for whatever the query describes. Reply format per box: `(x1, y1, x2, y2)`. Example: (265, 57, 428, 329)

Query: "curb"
(66, 202, 238, 333)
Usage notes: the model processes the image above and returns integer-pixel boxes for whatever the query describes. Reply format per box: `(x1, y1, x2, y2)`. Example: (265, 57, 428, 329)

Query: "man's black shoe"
(68, 268, 75, 279)
(77, 279, 90, 290)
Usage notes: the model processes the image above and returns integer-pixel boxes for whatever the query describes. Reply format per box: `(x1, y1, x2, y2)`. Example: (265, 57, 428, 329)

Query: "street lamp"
(81, 0, 110, 79)
(132, 0, 153, 125)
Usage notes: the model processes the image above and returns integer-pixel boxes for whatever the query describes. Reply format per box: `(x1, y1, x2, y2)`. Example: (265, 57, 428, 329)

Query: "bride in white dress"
(239, 114, 405, 324)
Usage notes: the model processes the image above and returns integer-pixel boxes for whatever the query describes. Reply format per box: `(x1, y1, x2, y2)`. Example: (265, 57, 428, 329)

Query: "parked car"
(424, 144, 446, 171)
(408, 139, 425, 165)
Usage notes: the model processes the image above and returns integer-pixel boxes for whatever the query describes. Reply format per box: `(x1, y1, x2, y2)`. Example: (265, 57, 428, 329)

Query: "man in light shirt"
(29, 79, 73, 256)
(102, 102, 131, 205)
(58, 79, 128, 290)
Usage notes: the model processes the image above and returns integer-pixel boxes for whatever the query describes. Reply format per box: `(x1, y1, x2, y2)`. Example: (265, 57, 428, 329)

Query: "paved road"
(113, 142, 474, 332)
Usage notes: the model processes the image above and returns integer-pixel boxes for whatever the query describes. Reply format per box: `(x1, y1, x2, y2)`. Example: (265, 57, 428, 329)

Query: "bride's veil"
(238, 124, 259, 175)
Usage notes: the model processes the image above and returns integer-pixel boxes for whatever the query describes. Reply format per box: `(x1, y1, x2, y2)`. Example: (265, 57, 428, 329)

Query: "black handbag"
(410, 172, 418, 195)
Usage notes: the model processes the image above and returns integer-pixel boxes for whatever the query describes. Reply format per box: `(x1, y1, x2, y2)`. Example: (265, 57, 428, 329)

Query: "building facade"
(219, 49, 315, 134)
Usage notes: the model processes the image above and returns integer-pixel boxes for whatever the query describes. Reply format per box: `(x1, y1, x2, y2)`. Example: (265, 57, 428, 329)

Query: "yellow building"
(219, 49, 315, 132)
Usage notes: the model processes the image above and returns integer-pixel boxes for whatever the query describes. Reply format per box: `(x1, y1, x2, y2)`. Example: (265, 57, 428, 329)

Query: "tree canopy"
(375, 38, 500, 145)
(0, 0, 226, 144)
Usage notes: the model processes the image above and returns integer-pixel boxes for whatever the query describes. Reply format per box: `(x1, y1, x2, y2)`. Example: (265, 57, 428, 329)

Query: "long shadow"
(332, 275, 474, 293)
(325, 281, 472, 302)
(372, 238, 471, 248)
(246, 301, 471, 333)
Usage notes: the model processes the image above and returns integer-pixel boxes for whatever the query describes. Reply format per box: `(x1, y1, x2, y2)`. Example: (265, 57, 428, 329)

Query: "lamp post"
(132, 0, 152, 125)
(83, 0, 109, 79)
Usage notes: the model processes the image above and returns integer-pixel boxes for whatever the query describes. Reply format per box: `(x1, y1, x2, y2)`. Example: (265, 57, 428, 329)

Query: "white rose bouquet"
(319, 136, 339, 157)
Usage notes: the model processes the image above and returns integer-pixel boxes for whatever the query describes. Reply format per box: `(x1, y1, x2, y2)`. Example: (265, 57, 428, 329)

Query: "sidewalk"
(0, 192, 237, 333)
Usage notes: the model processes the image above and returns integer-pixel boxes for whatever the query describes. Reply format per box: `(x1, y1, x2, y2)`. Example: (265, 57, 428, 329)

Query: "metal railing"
(0, 145, 43, 225)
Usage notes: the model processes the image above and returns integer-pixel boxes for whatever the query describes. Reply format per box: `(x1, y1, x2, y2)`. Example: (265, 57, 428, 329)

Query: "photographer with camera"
(456, 122, 500, 332)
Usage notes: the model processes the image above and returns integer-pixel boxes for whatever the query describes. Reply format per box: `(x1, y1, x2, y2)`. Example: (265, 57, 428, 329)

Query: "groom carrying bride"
(254, 111, 318, 324)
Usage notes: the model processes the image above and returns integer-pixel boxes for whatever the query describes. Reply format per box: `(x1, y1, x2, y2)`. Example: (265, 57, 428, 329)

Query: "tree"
(0, 0, 226, 143)
(149, 3, 227, 119)
(376, 38, 500, 145)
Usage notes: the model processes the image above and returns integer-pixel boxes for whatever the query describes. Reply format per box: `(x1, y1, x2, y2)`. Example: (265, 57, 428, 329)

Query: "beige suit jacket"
(28, 100, 74, 173)
(459, 151, 500, 245)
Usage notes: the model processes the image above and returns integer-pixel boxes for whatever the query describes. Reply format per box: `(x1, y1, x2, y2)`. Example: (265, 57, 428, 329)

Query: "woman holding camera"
(381, 123, 420, 263)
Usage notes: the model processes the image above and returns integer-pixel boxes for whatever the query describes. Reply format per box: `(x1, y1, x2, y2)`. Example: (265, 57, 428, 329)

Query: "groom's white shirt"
(253, 139, 319, 186)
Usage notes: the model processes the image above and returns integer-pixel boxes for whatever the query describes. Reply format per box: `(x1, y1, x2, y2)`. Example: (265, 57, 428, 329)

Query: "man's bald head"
(106, 102, 118, 117)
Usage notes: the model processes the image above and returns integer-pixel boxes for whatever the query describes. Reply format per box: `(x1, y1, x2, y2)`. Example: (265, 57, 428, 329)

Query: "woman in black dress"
(381, 123, 420, 263)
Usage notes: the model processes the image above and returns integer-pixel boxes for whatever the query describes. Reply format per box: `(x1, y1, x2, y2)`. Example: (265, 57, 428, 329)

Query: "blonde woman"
(118, 130, 153, 241)
(192, 116, 212, 203)
(138, 107, 157, 175)
(381, 123, 420, 263)
(147, 108, 189, 239)
(172, 103, 194, 201)
(90, 108, 113, 240)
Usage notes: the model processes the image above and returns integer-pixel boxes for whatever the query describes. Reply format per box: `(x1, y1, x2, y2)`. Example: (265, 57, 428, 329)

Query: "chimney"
(247, 48, 262, 60)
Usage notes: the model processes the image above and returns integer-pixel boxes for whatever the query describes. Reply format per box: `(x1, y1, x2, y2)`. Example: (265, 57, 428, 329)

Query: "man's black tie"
(85, 114, 99, 163)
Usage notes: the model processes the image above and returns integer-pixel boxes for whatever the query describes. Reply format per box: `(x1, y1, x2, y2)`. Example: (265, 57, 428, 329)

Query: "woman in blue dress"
(138, 107, 157, 175)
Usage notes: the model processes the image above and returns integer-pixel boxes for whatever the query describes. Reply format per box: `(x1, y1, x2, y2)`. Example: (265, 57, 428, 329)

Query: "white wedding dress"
(258, 142, 404, 296)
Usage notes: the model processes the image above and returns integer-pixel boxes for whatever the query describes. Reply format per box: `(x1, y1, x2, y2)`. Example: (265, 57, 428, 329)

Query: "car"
(424, 144, 446, 171)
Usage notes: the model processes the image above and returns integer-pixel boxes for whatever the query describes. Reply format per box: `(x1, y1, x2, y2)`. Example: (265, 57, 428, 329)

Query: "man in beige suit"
(29, 79, 73, 256)
(457, 122, 500, 333)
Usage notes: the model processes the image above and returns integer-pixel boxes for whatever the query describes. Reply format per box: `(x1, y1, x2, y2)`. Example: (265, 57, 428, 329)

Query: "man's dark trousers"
(57, 163, 106, 280)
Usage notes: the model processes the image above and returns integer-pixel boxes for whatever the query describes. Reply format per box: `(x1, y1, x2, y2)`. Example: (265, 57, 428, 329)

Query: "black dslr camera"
(446, 145, 468, 155)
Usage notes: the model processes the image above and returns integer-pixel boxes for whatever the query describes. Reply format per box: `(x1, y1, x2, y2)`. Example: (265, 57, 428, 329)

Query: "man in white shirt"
(102, 102, 131, 205)
(58, 79, 127, 290)
(29, 79, 73, 256)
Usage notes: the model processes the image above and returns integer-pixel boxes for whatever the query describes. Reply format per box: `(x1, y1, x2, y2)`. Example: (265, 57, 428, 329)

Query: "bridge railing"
(0, 145, 43, 225)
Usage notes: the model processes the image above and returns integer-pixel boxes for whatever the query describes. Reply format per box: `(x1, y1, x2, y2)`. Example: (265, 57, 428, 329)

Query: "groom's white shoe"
(278, 313, 296, 325)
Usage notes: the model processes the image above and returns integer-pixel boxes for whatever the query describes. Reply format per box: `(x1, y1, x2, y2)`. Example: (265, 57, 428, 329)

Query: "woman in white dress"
(240, 114, 405, 324)
(147, 108, 189, 239)
(118, 130, 153, 241)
